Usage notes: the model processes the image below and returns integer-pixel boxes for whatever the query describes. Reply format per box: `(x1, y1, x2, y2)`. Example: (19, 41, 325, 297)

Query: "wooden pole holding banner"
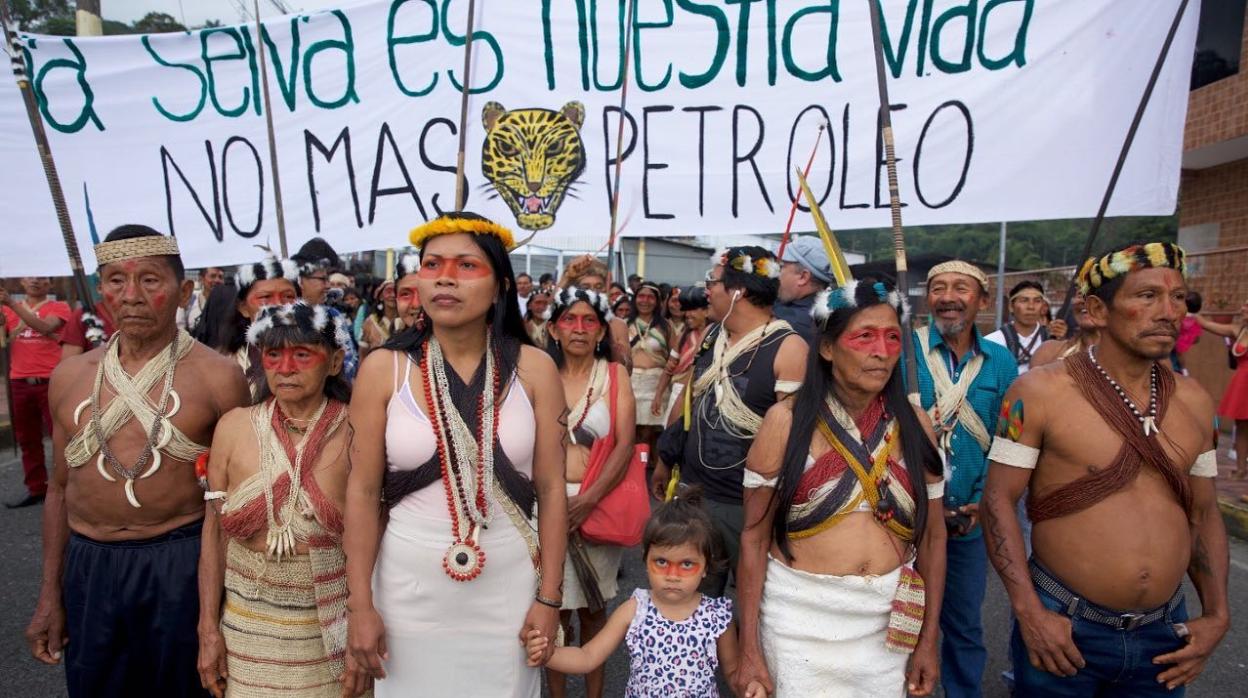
(605, 0, 638, 284)
(996, 222, 1007, 326)
(453, 0, 478, 211)
(0, 0, 95, 317)
(254, 0, 290, 258)
(865, 0, 918, 401)
(1056, 0, 1190, 319)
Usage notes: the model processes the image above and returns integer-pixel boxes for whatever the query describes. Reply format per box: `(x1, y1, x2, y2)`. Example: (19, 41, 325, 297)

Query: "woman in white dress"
(340, 213, 567, 697)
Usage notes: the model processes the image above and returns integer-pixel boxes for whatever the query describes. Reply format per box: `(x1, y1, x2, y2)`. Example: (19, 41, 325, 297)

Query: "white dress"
(372, 355, 540, 697)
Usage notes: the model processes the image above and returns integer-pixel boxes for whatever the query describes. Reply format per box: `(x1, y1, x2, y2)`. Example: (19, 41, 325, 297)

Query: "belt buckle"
(1120, 612, 1144, 631)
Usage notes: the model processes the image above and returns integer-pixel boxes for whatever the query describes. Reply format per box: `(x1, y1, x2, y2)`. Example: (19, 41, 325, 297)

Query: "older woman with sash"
(544, 286, 636, 698)
(341, 213, 567, 698)
(736, 279, 947, 697)
(197, 302, 359, 697)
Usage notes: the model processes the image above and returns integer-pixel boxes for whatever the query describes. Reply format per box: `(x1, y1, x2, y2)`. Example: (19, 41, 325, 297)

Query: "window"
(1191, 0, 1245, 89)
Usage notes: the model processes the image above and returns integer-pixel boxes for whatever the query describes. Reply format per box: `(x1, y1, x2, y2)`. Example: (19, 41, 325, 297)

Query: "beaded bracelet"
(534, 594, 562, 610)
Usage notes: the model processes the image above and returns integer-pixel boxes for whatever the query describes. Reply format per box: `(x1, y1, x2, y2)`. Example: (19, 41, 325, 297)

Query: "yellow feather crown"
(409, 213, 516, 251)
(1076, 242, 1186, 296)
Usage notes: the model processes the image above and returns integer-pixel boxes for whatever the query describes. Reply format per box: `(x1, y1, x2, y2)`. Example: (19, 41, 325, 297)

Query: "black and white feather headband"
(552, 285, 611, 318)
(810, 279, 910, 328)
(245, 301, 354, 357)
(236, 257, 300, 293)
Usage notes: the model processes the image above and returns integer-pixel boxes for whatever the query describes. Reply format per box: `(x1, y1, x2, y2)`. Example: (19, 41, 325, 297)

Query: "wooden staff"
(605, 0, 638, 283)
(866, 0, 917, 400)
(1056, 0, 1191, 319)
(0, 0, 95, 315)
(453, 0, 478, 211)
(254, 0, 289, 258)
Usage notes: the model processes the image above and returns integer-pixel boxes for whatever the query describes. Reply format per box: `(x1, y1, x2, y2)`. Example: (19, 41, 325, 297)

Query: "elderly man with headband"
(25, 225, 250, 697)
(913, 259, 1018, 698)
(982, 242, 1229, 696)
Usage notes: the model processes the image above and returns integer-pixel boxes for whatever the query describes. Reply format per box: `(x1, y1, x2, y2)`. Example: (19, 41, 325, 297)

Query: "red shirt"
(59, 305, 117, 353)
(3, 300, 72, 379)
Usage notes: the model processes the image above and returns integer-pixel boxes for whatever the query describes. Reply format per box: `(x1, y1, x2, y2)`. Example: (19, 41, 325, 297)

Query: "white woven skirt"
(760, 556, 907, 697)
(631, 367, 667, 426)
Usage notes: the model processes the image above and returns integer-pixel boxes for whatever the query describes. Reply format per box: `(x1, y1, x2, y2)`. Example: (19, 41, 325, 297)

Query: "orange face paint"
(417, 254, 492, 280)
(647, 558, 704, 578)
(839, 327, 903, 357)
(261, 346, 327, 374)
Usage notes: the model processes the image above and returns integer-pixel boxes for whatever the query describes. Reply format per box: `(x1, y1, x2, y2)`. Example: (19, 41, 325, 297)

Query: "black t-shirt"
(680, 323, 795, 505)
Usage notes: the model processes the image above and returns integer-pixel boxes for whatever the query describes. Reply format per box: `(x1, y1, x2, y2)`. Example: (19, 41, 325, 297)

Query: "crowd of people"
(0, 214, 1241, 698)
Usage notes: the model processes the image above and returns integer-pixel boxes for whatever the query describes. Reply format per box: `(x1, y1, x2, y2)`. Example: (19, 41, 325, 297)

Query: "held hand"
(339, 651, 375, 697)
(905, 640, 940, 696)
(524, 628, 550, 667)
(567, 494, 597, 531)
(1048, 319, 1068, 340)
(25, 595, 68, 665)
(196, 628, 229, 698)
(650, 462, 671, 501)
(346, 606, 389, 680)
(1019, 607, 1085, 677)
(734, 649, 774, 698)
(1152, 615, 1229, 690)
(519, 601, 560, 665)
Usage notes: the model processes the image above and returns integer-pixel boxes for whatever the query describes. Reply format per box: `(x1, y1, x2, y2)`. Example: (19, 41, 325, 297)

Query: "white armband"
(743, 470, 779, 489)
(1190, 449, 1218, 478)
(925, 479, 945, 500)
(203, 490, 228, 501)
(774, 380, 802, 395)
(988, 437, 1039, 470)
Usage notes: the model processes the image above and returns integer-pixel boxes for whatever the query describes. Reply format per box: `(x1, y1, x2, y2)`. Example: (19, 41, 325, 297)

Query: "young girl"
(526, 490, 765, 697)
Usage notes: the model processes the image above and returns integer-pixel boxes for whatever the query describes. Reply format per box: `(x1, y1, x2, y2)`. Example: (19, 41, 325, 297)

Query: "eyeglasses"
(703, 270, 723, 286)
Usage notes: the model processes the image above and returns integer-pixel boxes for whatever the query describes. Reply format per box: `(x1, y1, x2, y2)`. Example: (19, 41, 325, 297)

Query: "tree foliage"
(837, 215, 1179, 270)
(9, 2, 215, 35)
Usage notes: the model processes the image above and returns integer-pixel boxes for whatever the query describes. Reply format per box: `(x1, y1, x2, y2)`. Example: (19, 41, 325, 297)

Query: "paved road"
(2, 451, 1245, 696)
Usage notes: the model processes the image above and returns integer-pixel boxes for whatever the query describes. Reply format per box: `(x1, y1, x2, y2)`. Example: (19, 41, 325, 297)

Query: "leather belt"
(1030, 559, 1181, 632)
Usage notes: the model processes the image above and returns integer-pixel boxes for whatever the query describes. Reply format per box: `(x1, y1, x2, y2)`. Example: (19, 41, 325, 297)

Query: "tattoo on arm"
(1190, 534, 1213, 579)
(557, 408, 571, 450)
(996, 398, 1024, 441)
(984, 498, 1022, 585)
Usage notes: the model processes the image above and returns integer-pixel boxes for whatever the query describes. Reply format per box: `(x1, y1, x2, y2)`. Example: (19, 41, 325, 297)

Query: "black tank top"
(681, 323, 795, 505)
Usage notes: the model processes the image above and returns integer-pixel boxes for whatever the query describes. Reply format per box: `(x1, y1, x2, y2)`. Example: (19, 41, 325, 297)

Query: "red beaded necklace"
(420, 336, 502, 582)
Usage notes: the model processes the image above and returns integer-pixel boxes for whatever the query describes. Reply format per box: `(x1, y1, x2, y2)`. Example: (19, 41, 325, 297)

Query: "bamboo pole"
(254, 0, 289, 258)
(453, 0, 478, 211)
(605, 0, 638, 284)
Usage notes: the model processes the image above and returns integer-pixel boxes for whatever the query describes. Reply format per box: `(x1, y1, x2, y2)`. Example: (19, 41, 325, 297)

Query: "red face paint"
(839, 327, 903, 357)
(417, 255, 493, 280)
(647, 558, 704, 578)
(261, 346, 327, 374)
(557, 313, 601, 332)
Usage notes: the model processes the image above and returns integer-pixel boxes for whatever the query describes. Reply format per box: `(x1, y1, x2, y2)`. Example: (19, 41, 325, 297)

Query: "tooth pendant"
(96, 453, 117, 482)
(1142, 416, 1159, 437)
(72, 399, 92, 426)
(124, 479, 142, 508)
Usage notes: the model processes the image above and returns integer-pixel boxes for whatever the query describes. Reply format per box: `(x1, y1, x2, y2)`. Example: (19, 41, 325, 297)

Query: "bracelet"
(534, 594, 562, 609)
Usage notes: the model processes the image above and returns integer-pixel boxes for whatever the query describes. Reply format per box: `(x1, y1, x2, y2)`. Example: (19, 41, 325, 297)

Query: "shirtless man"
(982, 242, 1229, 696)
(25, 225, 249, 697)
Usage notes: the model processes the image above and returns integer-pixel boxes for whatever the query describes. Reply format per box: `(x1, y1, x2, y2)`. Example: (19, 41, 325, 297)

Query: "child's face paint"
(261, 345, 328, 374)
(838, 326, 903, 357)
(645, 542, 707, 605)
(417, 254, 493, 281)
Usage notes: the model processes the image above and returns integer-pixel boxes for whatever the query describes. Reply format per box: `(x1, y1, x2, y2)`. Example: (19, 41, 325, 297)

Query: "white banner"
(0, 0, 1198, 276)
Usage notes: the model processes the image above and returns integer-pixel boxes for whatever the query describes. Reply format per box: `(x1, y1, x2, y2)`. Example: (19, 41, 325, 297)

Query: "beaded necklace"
(1087, 345, 1159, 437)
(421, 333, 500, 582)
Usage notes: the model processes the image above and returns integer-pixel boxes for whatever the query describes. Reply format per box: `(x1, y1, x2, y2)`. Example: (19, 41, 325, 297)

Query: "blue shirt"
(913, 324, 1017, 539)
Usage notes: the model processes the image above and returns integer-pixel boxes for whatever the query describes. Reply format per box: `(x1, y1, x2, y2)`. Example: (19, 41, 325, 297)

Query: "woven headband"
(410, 214, 516, 251)
(712, 248, 781, 279)
(94, 236, 181, 266)
(1077, 242, 1186, 296)
(927, 260, 989, 290)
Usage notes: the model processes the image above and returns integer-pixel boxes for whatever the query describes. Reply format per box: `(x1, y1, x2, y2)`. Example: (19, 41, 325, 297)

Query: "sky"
(102, 0, 358, 27)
